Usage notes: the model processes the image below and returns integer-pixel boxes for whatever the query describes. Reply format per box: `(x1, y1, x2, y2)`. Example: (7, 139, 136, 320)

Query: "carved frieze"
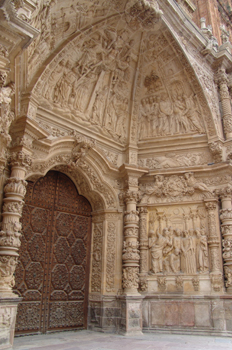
(140, 173, 213, 204)
(138, 151, 212, 169)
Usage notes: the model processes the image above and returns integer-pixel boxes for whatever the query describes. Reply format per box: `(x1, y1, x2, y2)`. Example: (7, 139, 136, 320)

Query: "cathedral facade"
(1, 0, 232, 348)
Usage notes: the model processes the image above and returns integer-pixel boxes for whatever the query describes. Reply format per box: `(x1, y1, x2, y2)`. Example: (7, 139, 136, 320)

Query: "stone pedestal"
(0, 297, 21, 350)
(118, 295, 144, 335)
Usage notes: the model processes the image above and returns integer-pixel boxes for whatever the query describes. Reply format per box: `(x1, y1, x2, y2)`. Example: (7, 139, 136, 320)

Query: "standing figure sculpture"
(149, 228, 171, 274)
(181, 230, 196, 274)
(195, 229, 209, 273)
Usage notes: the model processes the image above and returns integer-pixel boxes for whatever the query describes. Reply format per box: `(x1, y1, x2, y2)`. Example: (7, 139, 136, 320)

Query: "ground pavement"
(13, 330, 232, 350)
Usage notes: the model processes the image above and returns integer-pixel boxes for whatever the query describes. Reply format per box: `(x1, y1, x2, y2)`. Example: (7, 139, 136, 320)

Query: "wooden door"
(14, 171, 92, 334)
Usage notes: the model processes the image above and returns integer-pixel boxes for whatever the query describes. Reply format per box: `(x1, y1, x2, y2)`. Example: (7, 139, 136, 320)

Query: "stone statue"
(181, 230, 196, 274)
(195, 229, 209, 273)
(149, 228, 171, 274)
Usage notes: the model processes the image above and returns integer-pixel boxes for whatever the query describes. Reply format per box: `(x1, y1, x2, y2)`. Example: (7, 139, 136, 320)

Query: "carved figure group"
(42, 28, 134, 144)
(139, 82, 204, 139)
(149, 227, 209, 275)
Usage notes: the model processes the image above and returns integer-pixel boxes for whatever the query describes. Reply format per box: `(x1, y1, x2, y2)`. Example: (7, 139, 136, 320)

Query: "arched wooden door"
(14, 171, 92, 334)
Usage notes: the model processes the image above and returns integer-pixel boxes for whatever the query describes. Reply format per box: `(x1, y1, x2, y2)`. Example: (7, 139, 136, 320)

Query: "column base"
(118, 295, 144, 335)
(0, 296, 21, 350)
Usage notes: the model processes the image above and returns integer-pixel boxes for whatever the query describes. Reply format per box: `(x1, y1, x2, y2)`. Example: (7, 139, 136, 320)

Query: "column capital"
(123, 190, 140, 205)
(219, 185, 232, 199)
(119, 164, 148, 191)
(10, 151, 32, 170)
(139, 207, 148, 214)
(215, 68, 229, 86)
(204, 200, 217, 211)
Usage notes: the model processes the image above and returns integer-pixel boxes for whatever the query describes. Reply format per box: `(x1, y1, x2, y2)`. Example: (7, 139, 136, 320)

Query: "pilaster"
(219, 186, 232, 293)
(204, 200, 224, 292)
(139, 207, 148, 292)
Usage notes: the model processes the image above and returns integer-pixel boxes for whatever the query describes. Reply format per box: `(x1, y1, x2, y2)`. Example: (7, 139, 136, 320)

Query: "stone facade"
(1, 0, 232, 348)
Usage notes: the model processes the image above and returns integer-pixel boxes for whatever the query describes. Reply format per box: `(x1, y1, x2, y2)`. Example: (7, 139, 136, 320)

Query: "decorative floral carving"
(10, 151, 32, 169)
(125, 0, 163, 29)
(219, 185, 232, 199)
(139, 276, 148, 292)
(0, 256, 18, 289)
(91, 223, 103, 293)
(122, 241, 140, 261)
(175, 276, 183, 291)
(4, 178, 27, 196)
(210, 274, 223, 292)
(122, 266, 139, 289)
(157, 276, 166, 292)
(224, 266, 232, 288)
(209, 141, 223, 163)
(222, 239, 232, 259)
(3, 201, 24, 215)
(0, 230, 21, 248)
(192, 277, 199, 291)
(220, 209, 232, 221)
(106, 222, 116, 293)
(78, 161, 115, 207)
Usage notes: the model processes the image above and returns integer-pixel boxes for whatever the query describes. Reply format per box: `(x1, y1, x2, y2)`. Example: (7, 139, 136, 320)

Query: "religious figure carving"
(195, 229, 209, 273)
(181, 230, 196, 274)
(139, 80, 204, 139)
(148, 222, 209, 275)
(149, 228, 171, 274)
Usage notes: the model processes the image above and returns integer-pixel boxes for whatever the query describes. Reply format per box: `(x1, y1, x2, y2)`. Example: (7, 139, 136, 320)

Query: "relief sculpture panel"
(138, 32, 206, 140)
(34, 22, 140, 145)
(141, 204, 213, 294)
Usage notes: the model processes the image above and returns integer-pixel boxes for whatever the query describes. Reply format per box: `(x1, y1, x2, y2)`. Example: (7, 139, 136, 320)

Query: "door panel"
(14, 171, 92, 334)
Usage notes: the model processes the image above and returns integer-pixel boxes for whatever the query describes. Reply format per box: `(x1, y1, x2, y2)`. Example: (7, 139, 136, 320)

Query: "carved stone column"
(122, 191, 140, 295)
(219, 186, 232, 292)
(215, 68, 232, 139)
(205, 200, 223, 292)
(0, 151, 31, 296)
(0, 151, 31, 349)
(119, 165, 147, 336)
(139, 207, 148, 292)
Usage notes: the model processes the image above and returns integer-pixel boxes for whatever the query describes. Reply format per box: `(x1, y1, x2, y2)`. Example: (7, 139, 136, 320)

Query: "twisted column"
(139, 207, 148, 291)
(122, 191, 140, 295)
(205, 200, 223, 292)
(215, 68, 232, 139)
(219, 186, 232, 292)
(0, 151, 31, 296)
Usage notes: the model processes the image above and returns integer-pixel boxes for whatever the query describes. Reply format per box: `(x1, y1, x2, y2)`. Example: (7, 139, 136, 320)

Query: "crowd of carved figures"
(149, 227, 209, 275)
(139, 79, 205, 139)
(41, 27, 135, 143)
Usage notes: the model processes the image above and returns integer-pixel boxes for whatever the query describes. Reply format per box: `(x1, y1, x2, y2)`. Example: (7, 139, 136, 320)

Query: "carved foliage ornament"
(0, 256, 18, 289)
(91, 223, 103, 293)
(122, 266, 139, 289)
(11, 151, 32, 169)
(106, 222, 116, 293)
(4, 178, 27, 196)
